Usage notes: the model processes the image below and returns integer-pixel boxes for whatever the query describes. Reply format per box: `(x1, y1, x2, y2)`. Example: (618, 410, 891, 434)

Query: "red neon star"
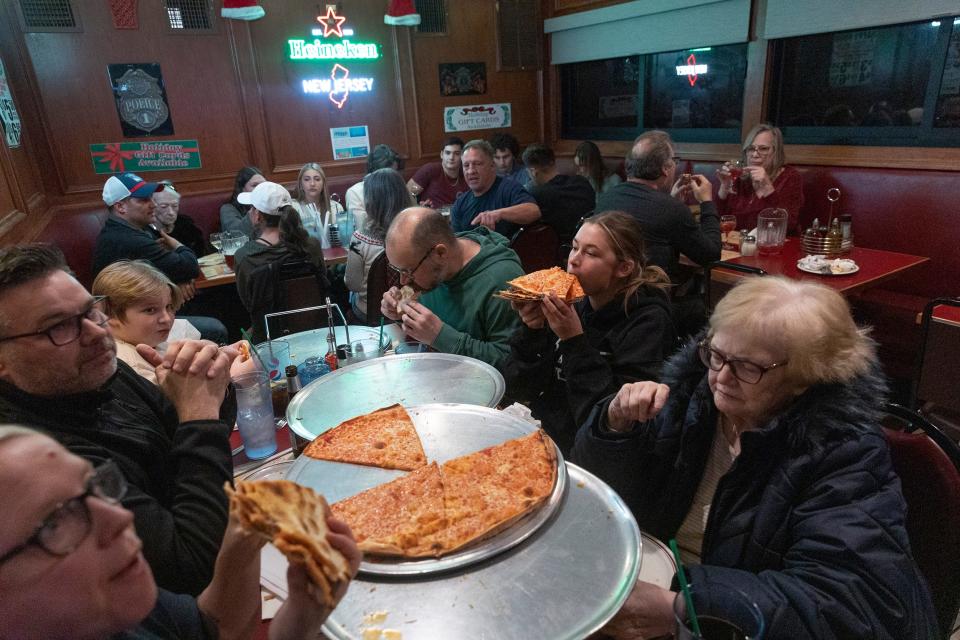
(316, 6, 347, 38)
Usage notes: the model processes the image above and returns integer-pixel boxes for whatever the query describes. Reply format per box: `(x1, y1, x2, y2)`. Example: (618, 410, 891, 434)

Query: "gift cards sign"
(289, 6, 378, 109)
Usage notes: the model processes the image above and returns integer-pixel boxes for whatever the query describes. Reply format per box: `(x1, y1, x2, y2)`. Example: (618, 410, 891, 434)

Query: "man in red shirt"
(406, 136, 468, 208)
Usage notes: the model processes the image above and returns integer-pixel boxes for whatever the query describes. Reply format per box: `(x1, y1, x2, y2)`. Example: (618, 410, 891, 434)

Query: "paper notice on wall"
(330, 125, 370, 160)
(598, 95, 637, 120)
(829, 31, 875, 88)
(0, 58, 23, 148)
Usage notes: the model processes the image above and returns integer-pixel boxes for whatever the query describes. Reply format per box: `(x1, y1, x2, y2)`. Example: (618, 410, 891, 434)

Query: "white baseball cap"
(237, 181, 292, 216)
(102, 172, 164, 206)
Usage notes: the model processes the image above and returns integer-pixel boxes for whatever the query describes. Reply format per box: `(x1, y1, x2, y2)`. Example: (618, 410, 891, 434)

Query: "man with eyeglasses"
(0, 243, 237, 596)
(379, 207, 523, 367)
(0, 426, 361, 639)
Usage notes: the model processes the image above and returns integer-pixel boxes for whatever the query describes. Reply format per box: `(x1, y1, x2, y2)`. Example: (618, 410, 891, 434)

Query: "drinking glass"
(222, 230, 246, 256)
(727, 160, 744, 194)
(673, 582, 764, 640)
(232, 371, 278, 460)
(346, 338, 385, 365)
(209, 232, 224, 256)
(720, 215, 738, 250)
(756, 208, 788, 256)
(255, 339, 290, 382)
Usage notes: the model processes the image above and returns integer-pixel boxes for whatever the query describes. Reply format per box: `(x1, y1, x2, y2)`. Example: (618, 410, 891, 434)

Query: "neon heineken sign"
(291, 6, 379, 109)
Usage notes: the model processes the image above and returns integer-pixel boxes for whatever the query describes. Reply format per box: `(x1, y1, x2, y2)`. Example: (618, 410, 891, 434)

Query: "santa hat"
(384, 0, 420, 26)
(222, 0, 265, 21)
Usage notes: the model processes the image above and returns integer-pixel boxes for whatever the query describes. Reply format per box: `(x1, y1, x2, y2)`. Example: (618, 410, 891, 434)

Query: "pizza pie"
(226, 479, 351, 607)
(495, 267, 585, 303)
(330, 430, 558, 558)
(331, 463, 448, 557)
(303, 404, 427, 471)
(440, 430, 557, 553)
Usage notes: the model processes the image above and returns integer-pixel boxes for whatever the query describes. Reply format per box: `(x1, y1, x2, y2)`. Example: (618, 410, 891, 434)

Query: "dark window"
(16, 0, 78, 31)
(164, 0, 212, 31)
(415, 0, 446, 34)
(559, 43, 747, 142)
(769, 17, 960, 146)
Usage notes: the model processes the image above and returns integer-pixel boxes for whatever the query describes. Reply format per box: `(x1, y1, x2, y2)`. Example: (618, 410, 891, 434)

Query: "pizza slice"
(226, 480, 351, 607)
(503, 267, 585, 303)
(440, 430, 558, 554)
(303, 404, 427, 471)
(564, 276, 585, 302)
(331, 462, 449, 557)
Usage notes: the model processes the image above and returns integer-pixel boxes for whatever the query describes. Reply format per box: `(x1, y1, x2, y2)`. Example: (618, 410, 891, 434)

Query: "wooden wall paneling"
(21, 2, 252, 202)
(249, 2, 408, 180)
(226, 17, 274, 181)
(409, 2, 543, 161)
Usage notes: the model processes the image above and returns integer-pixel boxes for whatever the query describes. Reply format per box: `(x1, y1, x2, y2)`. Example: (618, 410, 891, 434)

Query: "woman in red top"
(717, 124, 804, 234)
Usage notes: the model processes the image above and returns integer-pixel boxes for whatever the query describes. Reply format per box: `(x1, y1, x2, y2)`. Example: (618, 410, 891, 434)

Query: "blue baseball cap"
(102, 172, 164, 206)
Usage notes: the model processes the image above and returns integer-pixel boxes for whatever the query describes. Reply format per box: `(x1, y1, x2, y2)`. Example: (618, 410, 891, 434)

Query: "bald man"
(380, 207, 523, 367)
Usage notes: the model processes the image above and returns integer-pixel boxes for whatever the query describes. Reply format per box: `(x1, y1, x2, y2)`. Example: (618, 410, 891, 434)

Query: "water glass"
(255, 340, 290, 382)
(756, 208, 788, 256)
(395, 341, 431, 355)
(346, 338, 385, 365)
(232, 371, 278, 460)
(673, 583, 764, 640)
(222, 230, 246, 256)
(298, 356, 331, 385)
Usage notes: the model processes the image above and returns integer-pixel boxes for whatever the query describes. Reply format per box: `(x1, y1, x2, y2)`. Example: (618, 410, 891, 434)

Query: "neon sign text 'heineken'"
(288, 38, 379, 61)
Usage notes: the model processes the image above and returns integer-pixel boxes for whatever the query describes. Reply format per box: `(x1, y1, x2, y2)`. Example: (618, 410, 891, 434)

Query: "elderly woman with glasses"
(716, 123, 804, 233)
(0, 425, 361, 640)
(572, 276, 937, 639)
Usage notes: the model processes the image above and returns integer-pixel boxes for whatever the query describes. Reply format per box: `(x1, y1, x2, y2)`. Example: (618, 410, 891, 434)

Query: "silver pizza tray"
(295, 462, 640, 640)
(286, 403, 566, 576)
(285, 353, 505, 442)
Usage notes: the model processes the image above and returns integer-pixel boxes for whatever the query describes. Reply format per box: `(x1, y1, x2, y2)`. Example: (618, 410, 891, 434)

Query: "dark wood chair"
(882, 403, 960, 638)
(363, 251, 399, 326)
(249, 258, 329, 342)
(912, 297, 960, 442)
(509, 222, 562, 273)
(704, 261, 767, 314)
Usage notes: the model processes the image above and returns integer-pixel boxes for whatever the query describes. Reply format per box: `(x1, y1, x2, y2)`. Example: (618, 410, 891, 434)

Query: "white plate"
(797, 258, 859, 276)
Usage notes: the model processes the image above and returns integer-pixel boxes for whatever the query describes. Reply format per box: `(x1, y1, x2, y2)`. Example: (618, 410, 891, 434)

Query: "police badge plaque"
(107, 63, 174, 137)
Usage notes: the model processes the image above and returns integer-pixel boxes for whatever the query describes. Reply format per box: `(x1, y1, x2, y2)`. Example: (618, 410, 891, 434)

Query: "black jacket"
(502, 286, 676, 454)
(0, 362, 232, 596)
(572, 340, 938, 639)
(93, 215, 200, 283)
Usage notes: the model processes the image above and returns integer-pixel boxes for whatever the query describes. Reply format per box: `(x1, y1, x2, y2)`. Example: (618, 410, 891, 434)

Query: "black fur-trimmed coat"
(572, 339, 938, 639)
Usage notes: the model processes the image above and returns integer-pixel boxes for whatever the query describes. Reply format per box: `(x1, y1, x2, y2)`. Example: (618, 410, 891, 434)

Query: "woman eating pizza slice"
(501, 210, 677, 455)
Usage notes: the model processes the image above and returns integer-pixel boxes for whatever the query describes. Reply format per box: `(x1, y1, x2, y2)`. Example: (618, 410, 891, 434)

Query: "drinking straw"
(378, 316, 385, 351)
(669, 538, 702, 637)
(239, 328, 268, 373)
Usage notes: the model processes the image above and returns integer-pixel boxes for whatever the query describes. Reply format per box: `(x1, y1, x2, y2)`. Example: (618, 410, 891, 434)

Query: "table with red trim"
(196, 247, 349, 290)
(712, 238, 928, 295)
(931, 304, 960, 328)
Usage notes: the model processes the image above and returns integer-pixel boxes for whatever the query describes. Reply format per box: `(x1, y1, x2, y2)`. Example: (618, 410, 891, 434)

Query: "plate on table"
(286, 403, 566, 576)
(797, 255, 859, 275)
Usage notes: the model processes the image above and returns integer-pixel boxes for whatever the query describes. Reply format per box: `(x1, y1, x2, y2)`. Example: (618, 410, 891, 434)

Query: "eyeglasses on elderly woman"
(698, 340, 788, 384)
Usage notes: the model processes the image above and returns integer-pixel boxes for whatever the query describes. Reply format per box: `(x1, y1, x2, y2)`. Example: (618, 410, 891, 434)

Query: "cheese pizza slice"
(505, 267, 585, 302)
(331, 462, 449, 557)
(440, 430, 558, 554)
(303, 404, 427, 471)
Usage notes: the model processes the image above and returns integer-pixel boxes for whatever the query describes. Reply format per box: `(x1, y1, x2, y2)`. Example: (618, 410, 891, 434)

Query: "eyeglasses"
(0, 296, 109, 347)
(0, 460, 127, 566)
(744, 145, 773, 155)
(698, 340, 787, 384)
(389, 246, 435, 280)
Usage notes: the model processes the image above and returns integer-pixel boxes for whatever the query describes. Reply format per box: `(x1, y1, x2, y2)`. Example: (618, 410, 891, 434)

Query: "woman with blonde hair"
(92, 260, 197, 384)
(502, 210, 676, 454)
(574, 276, 937, 639)
(716, 123, 804, 232)
(291, 162, 344, 248)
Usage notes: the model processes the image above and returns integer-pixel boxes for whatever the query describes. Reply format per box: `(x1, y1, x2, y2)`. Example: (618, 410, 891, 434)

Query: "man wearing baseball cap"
(93, 173, 227, 343)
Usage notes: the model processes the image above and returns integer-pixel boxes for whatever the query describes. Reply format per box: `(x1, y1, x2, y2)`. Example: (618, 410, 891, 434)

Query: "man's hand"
(420, 197, 435, 209)
(138, 340, 236, 422)
(510, 300, 545, 330)
(471, 209, 501, 230)
(400, 301, 443, 345)
(606, 381, 670, 432)
(599, 580, 676, 640)
(157, 228, 183, 250)
(178, 280, 197, 302)
(268, 513, 361, 640)
(381, 286, 402, 322)
(541, 294, 583, 340)
(670, 176, 691, 199)
(689, 174, 713, 203)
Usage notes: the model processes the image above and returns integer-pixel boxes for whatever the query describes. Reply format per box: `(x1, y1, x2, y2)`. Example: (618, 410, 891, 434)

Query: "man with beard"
(0, 243, 236, 596)
(380, 207, 523, 367)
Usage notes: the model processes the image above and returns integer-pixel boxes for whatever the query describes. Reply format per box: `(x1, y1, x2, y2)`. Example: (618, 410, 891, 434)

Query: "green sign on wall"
(90, 140, 201, 174)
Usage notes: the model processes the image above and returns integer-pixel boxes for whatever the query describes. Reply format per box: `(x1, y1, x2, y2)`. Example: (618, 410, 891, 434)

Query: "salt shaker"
(740, 234, 757, 256)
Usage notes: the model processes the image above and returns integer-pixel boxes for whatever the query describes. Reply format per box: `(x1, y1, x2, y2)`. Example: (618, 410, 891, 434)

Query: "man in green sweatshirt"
(381, 207, 523, 367)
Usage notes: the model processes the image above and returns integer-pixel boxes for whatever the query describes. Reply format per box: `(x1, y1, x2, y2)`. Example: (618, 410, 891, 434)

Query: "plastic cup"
(346, 338, 386, 365)
(255, 340, 289, 382)
(395, 341, 430, 355)
(756, 207, 788, 256)
(232, 371, 278, 460)
(673, 583, 764, 640)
